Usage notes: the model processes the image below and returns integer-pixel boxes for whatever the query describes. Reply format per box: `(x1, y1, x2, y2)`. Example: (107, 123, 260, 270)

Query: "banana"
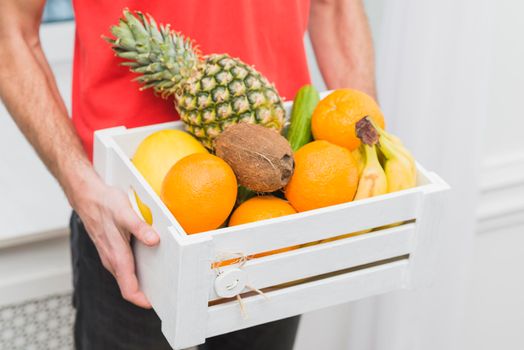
(354, 144, 388, 200)
(367, 118, 417, 184)
(380, 131, 417, 180)
(351, 146, 365, 176)
(357, 116, 417, 193)
(378, 135, 416, 192)
(381, 129, 403, 146)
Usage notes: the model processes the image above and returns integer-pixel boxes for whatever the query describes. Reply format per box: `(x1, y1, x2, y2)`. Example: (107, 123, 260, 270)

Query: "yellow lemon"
(132, 129, 207, 224)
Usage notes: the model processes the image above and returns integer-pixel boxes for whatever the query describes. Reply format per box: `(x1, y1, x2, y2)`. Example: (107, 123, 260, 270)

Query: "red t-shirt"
(72, 0, 311, 159)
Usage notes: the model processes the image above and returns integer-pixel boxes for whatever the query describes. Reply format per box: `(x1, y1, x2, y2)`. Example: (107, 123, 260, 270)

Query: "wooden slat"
(206, 259, 409, 338)
(209, 223, 415, 300)
(208, 190, 421, 257)
(408, 169, 450, 289)
(159, 231, 214, 349)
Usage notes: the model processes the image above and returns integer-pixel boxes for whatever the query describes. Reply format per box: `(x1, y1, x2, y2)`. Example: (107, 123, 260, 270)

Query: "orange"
(229, 196, 297, 226)
(311, 89, 385, 151)
(228, 196, 298, 260)
(132, 130, 207, 224)
(161, 153, 237, 234)
(285, 140, 359, 212)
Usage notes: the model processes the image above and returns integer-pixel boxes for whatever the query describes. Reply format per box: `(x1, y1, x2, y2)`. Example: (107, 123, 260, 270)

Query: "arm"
(0, 0, 159, 308)
(309, 0, 377, 99)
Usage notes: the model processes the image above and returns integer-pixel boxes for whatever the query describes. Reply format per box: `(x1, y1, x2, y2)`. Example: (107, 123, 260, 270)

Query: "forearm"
(0, 0, 159, 308)
(0, 28, 101, 208)
(309, 0, 376, 98)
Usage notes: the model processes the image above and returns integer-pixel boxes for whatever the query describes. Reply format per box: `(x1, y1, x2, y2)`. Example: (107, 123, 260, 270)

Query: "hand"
(73, 178, 160, 308)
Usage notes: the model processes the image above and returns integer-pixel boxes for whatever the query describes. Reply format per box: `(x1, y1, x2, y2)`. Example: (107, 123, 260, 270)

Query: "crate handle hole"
(127, 187, 153, 225)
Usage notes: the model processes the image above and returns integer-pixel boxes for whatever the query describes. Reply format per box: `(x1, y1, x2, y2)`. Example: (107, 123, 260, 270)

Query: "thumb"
(133, 220, 160, 246)
(119, 208, 160, 246)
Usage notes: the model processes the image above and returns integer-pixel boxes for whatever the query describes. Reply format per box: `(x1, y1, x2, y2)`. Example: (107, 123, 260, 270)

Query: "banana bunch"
(374, 121, 417, 192)
(353, 117, 417, 199)
(351, 148, 365, 176)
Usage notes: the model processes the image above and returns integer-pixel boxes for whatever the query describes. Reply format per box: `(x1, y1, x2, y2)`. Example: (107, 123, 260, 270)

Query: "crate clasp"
(214, 268, 248, 298)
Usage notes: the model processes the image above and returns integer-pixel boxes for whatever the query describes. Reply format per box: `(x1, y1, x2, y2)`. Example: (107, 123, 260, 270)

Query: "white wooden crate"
(93, 96, 449, 349)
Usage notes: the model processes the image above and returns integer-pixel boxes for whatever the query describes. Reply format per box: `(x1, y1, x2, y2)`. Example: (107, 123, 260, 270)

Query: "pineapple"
(106, 10, 286, 149)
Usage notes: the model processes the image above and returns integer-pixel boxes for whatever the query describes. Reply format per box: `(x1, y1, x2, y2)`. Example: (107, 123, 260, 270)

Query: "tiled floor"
(0, 294, 74, 350)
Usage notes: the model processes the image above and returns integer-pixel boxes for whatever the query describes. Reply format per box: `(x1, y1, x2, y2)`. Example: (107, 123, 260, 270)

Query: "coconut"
(214, 123, 294, 192)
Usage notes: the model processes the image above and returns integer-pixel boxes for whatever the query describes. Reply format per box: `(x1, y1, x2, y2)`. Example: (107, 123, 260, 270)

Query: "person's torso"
(71, 0, 311, 159)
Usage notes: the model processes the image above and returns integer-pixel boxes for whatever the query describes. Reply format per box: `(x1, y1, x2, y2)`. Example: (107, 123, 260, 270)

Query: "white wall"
(482, 0, 524, 157)
(464, 1, 524, 348)
(465, 224, 524, 350)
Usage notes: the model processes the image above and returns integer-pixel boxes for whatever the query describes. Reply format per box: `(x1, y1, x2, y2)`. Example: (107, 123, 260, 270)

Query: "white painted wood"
(93, 93, 448, 349)
(206, 260, 409, 338)
(408, 171, 449, 288)
(171, 238, 215, 348)
(209, 190, 420, 257)
(210, 223, 415, 300)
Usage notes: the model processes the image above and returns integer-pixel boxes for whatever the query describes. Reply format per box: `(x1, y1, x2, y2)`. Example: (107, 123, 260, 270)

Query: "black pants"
(70, 212, 300, 349)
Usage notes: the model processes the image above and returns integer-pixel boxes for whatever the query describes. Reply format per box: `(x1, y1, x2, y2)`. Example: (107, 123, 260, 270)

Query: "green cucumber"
(286, 85, 320, 152)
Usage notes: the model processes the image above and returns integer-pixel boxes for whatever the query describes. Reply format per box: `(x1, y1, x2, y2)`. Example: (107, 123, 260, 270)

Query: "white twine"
(213, 252, 269, 319)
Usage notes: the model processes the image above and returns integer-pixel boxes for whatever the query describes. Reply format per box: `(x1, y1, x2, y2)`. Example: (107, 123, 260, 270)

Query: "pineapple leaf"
(106, 9, 199, 95)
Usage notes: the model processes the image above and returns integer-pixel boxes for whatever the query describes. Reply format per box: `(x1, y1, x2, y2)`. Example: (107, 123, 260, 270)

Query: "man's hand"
(0, 0, 158, 308)
(309, 0, 377, 99)
(73, 176, 160, 308)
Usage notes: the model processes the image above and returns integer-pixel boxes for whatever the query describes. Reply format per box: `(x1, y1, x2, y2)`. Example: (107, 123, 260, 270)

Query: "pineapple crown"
(104, 9, 201, 97)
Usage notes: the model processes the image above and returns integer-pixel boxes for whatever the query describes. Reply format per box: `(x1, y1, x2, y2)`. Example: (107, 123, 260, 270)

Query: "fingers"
(78, 186, 158, 309)
(117, 199, 160, 246)
(112, 243, 152, 309)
